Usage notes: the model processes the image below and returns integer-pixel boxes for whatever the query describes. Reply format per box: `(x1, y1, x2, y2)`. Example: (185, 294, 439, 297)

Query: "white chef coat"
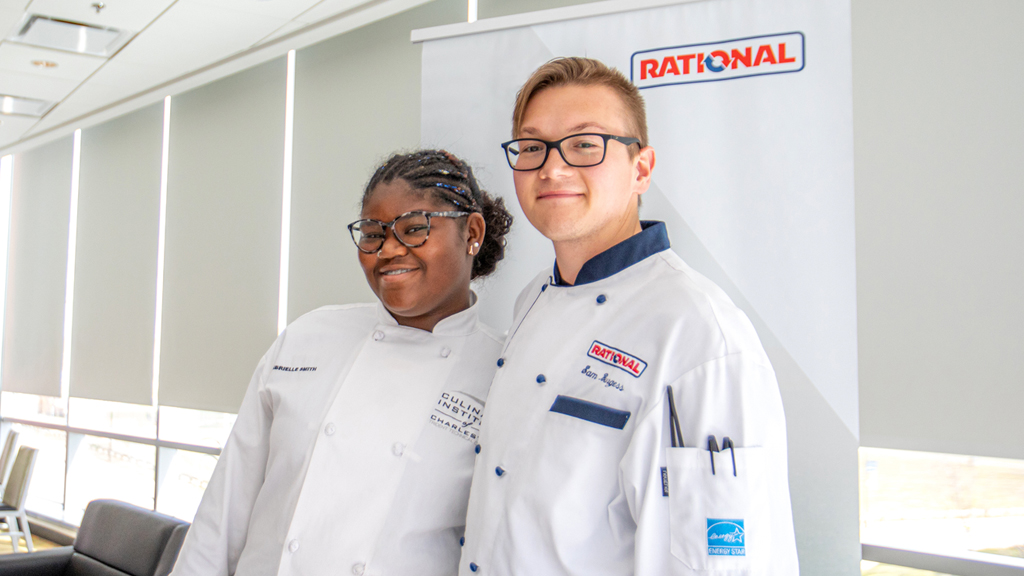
(459, 222, 798, 575)
(171, 299, 501, 576)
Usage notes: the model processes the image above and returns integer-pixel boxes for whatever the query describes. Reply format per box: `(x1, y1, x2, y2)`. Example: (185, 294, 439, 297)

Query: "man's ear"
(633, 146, 656, 197)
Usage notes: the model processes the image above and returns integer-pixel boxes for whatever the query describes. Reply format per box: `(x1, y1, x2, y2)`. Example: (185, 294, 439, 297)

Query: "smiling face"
(514, 83, 654, 256)
(357, 178, 483, 332)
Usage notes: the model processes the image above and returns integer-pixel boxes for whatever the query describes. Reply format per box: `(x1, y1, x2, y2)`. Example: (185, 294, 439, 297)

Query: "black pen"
(722, 437, 736, 476)
(707, 435, 719, 475)
(666, 387, 684, 447)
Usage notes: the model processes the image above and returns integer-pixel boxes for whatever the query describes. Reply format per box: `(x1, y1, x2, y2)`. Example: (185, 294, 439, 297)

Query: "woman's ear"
(466, 212, 486, 255)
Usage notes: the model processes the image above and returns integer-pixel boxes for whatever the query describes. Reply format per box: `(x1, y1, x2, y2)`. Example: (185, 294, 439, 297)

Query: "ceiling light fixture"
(8, 14, 134, 58)
(0, 94, 57, 117)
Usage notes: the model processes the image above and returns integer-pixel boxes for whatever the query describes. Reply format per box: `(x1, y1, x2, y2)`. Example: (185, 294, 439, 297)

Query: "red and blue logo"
(631, 32, 804, 89)
(587, 341, 647, 378)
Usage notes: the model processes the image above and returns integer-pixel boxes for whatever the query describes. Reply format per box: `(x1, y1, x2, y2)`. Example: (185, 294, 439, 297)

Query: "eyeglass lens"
(506, 134, 607, 170)
(351, 212, 431, 252)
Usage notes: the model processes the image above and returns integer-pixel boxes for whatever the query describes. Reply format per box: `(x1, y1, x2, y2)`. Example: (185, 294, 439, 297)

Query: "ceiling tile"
(0, 41, 105, 81)
(114, 1, 289, 73)
(0, 8, 22, 37)
(85, 57, 170, 95)
(201, 0, 322, 21)
(26, 80, 123, 132)
(0, 112, 38, 148)
(294, 0, 373, 24)
(256, 19, 308, 45)
(24, 0, 174, 32)
(0, 67, 77, 100)
(0, 1, 28, 12)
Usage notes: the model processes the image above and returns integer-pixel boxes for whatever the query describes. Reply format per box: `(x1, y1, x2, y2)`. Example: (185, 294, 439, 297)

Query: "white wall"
(853, 0, 1024, 461)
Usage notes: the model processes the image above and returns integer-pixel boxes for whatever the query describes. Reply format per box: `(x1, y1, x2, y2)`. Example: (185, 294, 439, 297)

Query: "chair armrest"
(0, 546, 74, 576)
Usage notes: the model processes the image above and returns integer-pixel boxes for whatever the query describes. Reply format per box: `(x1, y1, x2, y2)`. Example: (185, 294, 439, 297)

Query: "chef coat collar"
(553, 221, 670, 286)
(375, 291, 480, 336)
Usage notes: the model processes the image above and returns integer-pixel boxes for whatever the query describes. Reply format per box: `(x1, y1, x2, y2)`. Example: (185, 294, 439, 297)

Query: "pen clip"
(721, 437, 737, 476)
(707, 435, 720, 475)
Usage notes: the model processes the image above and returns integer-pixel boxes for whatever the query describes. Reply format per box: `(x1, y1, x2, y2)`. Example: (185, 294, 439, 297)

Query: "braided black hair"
(363, 150, 513, 279)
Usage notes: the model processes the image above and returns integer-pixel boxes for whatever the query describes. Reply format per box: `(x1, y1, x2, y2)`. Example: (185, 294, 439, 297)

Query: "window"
(2, 399, 231, 524)
(860, 447, 1024, 563)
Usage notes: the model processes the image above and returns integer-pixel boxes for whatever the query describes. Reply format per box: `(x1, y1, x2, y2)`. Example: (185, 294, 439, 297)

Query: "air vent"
(1, 94, 57, 117)
(8, 14, 133, 57)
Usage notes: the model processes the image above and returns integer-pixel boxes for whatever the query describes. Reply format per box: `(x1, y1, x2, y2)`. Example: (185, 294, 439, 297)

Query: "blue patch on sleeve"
(549, 395, 630, 429)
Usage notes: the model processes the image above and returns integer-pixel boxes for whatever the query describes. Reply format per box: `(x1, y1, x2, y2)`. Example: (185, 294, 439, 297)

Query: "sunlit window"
(158, 405, 236, 450)
(156, 447, 218, 522)
(11, 424, 67, 520)
(861, 561, 953, 576)
(1, 392, 67, 426)
(68, 397, 156, 438)
(64, 434, 156, 525)
(860, 446, 1024, 567)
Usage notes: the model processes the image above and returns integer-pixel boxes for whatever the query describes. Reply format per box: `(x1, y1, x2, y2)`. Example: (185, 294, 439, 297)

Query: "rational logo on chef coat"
(587, 341, 647, 377)
(707, 519, 746, 556)
(431, 391, 484, 442)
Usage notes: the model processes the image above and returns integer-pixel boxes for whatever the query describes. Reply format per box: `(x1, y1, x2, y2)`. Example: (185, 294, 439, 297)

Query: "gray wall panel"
(70, 104, 162, 406)
(287, 0, 464, 322)
(2, 136, 73, 398)
(854, 0, 1024, 460)
(159, 59, 286, 414)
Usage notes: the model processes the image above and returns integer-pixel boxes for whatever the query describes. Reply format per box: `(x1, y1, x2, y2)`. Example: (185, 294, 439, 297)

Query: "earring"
(469, 242, 480, 255)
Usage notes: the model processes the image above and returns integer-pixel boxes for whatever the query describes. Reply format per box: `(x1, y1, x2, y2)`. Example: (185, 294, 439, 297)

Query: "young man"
(459, 58, 799, 575)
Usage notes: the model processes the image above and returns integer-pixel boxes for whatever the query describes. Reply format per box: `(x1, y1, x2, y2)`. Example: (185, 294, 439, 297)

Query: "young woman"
(171, 150, 512, 576)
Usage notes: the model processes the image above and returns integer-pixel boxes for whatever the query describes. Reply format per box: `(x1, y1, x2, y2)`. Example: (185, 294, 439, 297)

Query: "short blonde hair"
(511, 57, 649, 150)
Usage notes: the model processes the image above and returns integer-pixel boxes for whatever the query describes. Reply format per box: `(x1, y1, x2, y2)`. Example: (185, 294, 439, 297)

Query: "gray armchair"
(0, 500, 189, 576)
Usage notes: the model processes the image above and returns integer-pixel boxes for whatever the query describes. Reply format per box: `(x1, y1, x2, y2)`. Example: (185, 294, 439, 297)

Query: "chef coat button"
(373, 330, 384, 341)
(324, 422, 336, 436)
(496, 358, 504, 367)
(536, 374, 546, 384)
(495, 466, 505, 477)
(596, 294, 607, 304)
(352, 563, 365, 575)
(474, 444, 481, 454)
(441, 346, 451, 358)
(392, 442, 405, 456)
(288, 539, 299, 552)
(460, 536, 465, 546)
(470, 562, 479, 572)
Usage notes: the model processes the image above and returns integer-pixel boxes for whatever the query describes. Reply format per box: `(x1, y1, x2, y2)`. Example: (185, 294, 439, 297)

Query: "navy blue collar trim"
(553, 221, 670, 286)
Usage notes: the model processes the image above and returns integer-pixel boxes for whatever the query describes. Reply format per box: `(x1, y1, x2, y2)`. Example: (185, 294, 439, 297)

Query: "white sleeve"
(169, 340, 280, 576)
(620, 354, 798, 576)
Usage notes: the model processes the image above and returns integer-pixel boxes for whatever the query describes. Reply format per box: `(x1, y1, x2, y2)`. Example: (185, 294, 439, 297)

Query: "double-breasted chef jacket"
(170, 300, 501, 576)
(459, 222, 799, 575)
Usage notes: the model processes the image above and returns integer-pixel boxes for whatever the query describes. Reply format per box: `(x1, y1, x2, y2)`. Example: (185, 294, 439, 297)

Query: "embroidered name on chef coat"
(587, 341, 647, 377)
(273, 365, 318, 372)
(431, 391, 484, 442)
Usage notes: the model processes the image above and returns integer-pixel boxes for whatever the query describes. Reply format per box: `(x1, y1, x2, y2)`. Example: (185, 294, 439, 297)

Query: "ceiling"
(0, 0, 420, 152)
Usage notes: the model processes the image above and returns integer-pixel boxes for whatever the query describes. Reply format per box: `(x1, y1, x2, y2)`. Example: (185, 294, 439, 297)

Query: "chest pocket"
(549, 395, 631, 429)
(665, 445, 771, 574)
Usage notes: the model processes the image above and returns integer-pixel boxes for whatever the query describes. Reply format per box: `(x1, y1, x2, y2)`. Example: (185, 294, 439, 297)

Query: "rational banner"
(419, 0, 857, 443)
(418, 1, 859, 571)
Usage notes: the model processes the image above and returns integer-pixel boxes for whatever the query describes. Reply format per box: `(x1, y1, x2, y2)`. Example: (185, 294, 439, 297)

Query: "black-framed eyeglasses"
(347, 210, 471, 254)
(500, 133, 641, 171)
